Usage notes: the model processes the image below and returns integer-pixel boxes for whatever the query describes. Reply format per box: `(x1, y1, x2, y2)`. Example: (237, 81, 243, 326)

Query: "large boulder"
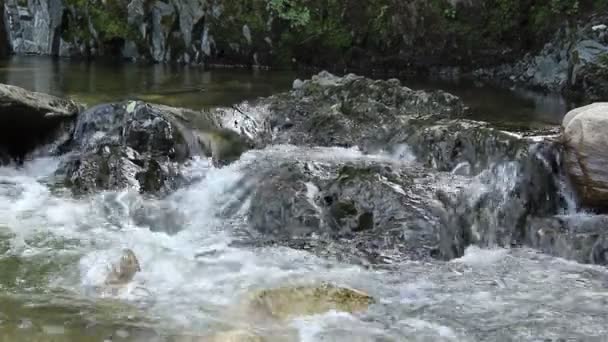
(562, 103, 608, 211)
(213, 72, 465, 150)
(0, 83, 82, 162)
(57, 101, 200, 195)
(232, 147, 468, 264)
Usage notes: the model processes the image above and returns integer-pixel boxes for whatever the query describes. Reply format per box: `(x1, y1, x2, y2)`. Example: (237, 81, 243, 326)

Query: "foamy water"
(1, 148, 608, 341)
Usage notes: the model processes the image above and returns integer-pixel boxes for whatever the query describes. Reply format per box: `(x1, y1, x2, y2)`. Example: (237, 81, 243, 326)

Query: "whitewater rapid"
(1, 147, 608, 341)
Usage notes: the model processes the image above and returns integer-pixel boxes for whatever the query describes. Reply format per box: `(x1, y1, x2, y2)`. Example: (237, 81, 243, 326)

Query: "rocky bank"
(2, 1, 607, 102)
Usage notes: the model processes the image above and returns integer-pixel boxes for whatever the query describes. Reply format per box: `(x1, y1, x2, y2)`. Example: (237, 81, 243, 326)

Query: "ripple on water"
(1, 151, 608, 341)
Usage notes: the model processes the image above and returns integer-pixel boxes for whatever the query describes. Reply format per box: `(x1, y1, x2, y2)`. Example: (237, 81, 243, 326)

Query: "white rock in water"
(562, 102, 608, 210)
(592, 24, 607, 31)
(292, 79, 304, 89)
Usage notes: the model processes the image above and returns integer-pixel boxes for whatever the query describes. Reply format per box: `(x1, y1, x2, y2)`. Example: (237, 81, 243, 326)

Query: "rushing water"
(1, 148, 608, 341)
(0, 57, 604, 341)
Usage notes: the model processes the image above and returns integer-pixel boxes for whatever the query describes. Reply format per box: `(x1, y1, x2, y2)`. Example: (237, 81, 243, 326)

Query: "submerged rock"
(242, 283, 374, 321)
(526, 215, 608, 265)
(562, 103, 608, 211)
(57, 101, 200, 195)
(105, 249, 141, 286)
(0, 83, 81, 161)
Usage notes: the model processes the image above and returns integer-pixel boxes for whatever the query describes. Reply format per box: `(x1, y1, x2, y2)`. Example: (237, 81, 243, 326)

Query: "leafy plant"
(267, 0, 311, 28)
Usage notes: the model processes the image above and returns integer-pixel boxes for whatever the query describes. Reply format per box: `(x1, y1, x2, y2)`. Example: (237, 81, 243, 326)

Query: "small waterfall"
(439, 140, 568, 259)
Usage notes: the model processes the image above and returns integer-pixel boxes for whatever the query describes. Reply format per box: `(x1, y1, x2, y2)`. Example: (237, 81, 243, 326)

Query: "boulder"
(214, 72, 465, 150)
(437, 140, 564, 259)
(0, 83, 82, 161)
(234, 147, 468, 264)
(57, 101, 200, 195)
(562, 103, 608, 211)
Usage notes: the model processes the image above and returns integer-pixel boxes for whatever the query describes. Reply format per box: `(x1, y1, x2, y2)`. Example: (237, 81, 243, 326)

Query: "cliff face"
(1, 0, 607, 75)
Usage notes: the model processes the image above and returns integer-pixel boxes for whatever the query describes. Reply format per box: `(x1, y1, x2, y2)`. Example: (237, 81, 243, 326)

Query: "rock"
(194, 129, 253, 167)
(562, 103, 608, 211)
(565, 63, 608, 102)
(235, 147, 468, 264)
(170, 330, 265, 342)
(0, 83, 82, 161)
(206, 330, 265, 342)
(57, 101, 200, 195)
(242, 283, 374, 321)
(526, 215, 608, 265)
(216, 72, 465, 150)
(4, 0, 63, 55)
(473, 15, 608, 102)
(438, 140, 564, 259)
(105, 249, 141, 285)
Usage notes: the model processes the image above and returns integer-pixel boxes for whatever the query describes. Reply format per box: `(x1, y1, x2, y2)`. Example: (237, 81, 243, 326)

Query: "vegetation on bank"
(56, 0, 608, 68)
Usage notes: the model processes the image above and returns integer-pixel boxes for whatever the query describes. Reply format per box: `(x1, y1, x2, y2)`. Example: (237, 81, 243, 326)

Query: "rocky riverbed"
(1, 72, 608, 341)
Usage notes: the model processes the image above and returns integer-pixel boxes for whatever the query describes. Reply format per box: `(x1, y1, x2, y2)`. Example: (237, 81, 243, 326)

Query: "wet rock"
(393, 118, 525, 174)
(0, 83, 81, 161)
(526, 215, 608, 265)
(194, 129, 254, 167)
(562, 103, 608, 212)
(438, 140, 564, 259)
(242, 283, 374, 321)
(216, 72, 465, 150)
(241, 150, 467, 263)
(57, 101, 199, 195)
(105, 249, 141, 285)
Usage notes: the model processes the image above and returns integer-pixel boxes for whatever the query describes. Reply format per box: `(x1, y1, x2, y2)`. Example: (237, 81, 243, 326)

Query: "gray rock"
(213, 72, 465, 150)
(0, 83, 81, 161)
(562, 103, 608, 211)
(150, 1, 176, 63)
(474, 15, 608, 102)
(57, 101, 200, 195)
(236, 149, 469, 264)
(437, 140, 564, 259)
(4, 0, 63, 55)
(526, 215, 608, 265)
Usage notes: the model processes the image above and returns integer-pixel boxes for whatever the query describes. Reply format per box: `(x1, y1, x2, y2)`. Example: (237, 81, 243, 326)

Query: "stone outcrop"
(56, 101, 201, 195)
(0, 83, 81, 161)
(562, 102, 608, 211)
(239, 151, 466, 263)
(473, 15, 608, 103)
(211, 72, 465, 150)
(210, 72, 567, 263)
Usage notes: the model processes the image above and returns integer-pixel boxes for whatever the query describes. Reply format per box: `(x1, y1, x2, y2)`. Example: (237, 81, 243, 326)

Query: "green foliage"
(599, 53, 608, 66)
(267, 0, 311, 28)
(63, 0, 136, 42)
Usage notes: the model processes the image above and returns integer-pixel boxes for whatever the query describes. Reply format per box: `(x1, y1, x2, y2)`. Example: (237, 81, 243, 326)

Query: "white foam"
(452, 246, 509, 267)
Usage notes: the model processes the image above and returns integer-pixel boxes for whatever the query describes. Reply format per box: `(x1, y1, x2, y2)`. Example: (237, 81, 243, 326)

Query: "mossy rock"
(242, 283, 374, 320)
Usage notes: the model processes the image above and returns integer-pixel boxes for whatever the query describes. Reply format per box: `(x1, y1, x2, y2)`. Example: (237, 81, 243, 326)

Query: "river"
(1, 56, 606, 342)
